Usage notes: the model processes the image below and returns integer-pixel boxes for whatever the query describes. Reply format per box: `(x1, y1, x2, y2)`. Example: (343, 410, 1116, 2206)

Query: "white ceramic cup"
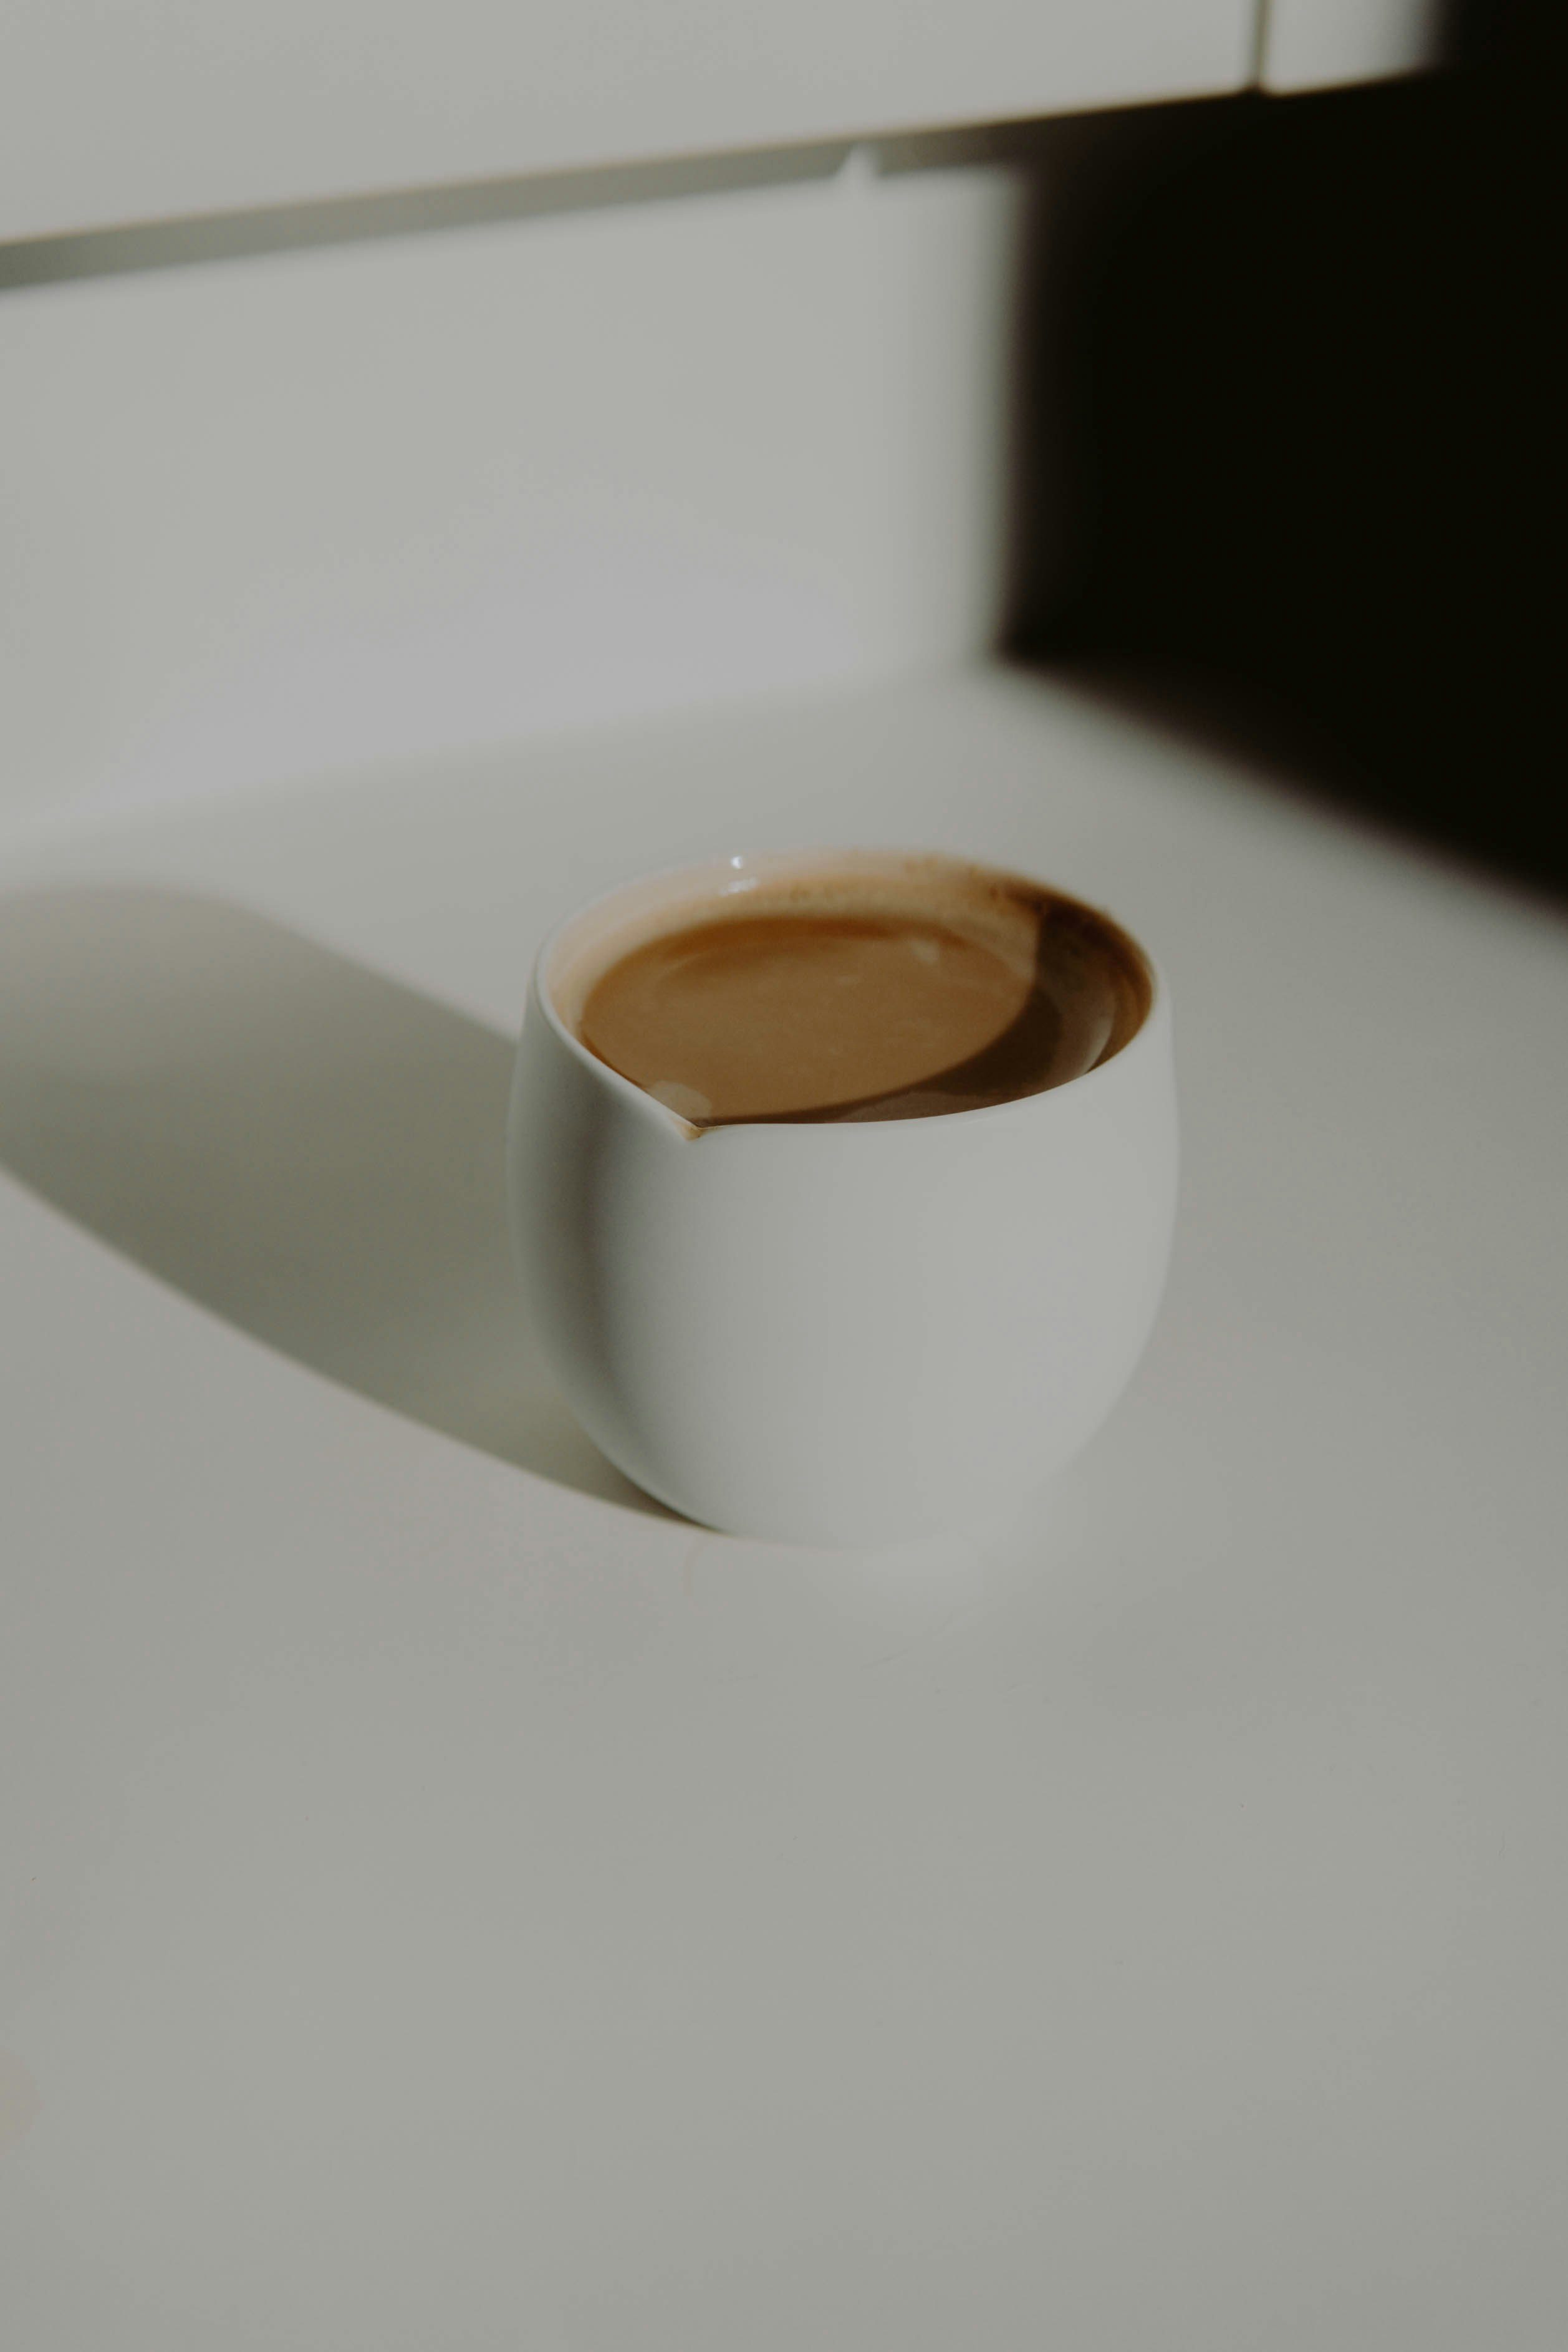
(508, 849, 1176, 1546)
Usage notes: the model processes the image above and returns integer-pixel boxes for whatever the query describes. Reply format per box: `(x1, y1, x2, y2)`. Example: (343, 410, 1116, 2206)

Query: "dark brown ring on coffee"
(706, 890, 1148, 1124)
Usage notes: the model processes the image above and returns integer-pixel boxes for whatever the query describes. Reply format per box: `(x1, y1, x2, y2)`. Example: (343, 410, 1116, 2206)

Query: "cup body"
(507, 851, 1177, 1545)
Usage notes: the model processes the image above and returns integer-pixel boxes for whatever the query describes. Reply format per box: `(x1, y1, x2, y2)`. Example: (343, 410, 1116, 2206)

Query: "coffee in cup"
(510, 848, 1176, 1544)
(573, 862, 1150, 1127)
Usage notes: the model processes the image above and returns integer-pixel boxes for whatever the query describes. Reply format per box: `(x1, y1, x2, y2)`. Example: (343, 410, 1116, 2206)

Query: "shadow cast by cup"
(0, 885, 670, 1518)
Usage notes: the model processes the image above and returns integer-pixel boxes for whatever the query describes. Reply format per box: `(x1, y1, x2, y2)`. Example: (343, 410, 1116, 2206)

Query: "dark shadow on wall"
(1007, 0, 1566, 897)
(0, 887, 671, 1520)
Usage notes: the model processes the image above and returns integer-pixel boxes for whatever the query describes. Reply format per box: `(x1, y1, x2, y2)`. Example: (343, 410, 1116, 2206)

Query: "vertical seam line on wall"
(1249, 0, 1275, 85)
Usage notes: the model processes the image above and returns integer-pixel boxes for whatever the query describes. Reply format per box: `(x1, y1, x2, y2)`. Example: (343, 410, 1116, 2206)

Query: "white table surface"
(2, 666, 1566, 2350)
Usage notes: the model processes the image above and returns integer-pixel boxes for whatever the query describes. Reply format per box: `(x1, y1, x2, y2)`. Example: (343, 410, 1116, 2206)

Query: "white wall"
(1260, 0, 1445, 90)
(0, 0, 1250, 243)
(0, 161, 1021, 836)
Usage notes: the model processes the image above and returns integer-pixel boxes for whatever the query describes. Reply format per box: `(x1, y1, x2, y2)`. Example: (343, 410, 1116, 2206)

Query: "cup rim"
(531, 845, 1166, 1135)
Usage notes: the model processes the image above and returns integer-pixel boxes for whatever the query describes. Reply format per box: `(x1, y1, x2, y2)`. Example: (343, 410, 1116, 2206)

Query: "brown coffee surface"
(579, 895, 1144, 1125)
